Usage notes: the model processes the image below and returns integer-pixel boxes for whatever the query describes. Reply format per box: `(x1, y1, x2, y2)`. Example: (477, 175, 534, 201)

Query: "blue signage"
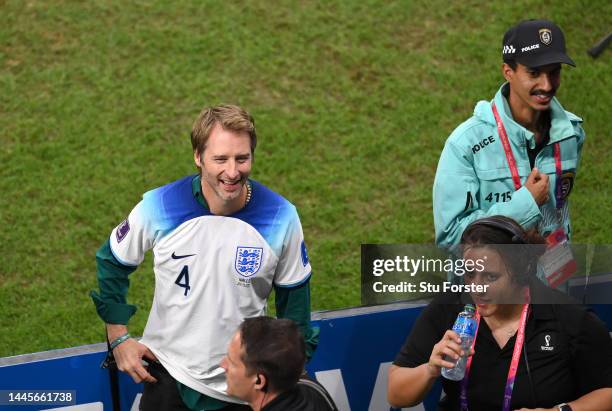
(1, 303, 611, 411)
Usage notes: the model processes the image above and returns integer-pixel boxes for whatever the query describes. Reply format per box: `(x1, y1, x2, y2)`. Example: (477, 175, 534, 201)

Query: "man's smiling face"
(504, 62, 562, 112)
(195, 122, 252, 214)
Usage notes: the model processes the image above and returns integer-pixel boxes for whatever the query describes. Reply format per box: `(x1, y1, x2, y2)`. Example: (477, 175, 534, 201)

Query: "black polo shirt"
(393, 282, 612, 410)
(262, 379, 337, 411)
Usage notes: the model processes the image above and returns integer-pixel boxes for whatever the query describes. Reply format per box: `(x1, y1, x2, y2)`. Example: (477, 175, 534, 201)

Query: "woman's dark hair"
(460, 216, 546, 285)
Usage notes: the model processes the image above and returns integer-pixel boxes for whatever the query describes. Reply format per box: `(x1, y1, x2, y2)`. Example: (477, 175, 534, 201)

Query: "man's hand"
(427, 330, 474, 378)
(107, 324, 158, 384)
(524, 168, 550, 206)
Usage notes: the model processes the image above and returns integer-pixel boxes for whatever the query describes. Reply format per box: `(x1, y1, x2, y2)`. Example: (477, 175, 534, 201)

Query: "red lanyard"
(491, 103, 563, 211)
(459, 289, 531, 411)
(553, 143, 564, 211)
(492, 103, 522, 191)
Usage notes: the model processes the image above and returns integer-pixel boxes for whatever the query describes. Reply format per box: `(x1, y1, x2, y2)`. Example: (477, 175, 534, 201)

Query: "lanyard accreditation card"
(491, 104, 576, 287)
(460, 289, 530, 411)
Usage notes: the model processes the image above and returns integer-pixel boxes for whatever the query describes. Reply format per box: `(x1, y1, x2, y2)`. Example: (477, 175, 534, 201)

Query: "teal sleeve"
(433, 140, 541, 248)
(90, 239, 138, 324)
(275, 278, 320, 360)
(574, 122, 586, 175)
(566, 123, 585, 240)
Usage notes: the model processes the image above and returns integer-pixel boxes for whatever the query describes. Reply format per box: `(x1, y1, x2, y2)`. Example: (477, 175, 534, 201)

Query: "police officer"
(433, 19, 584, 250)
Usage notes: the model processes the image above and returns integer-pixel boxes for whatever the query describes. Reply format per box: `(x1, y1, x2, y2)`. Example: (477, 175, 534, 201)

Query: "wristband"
(109, 333, 131, 350)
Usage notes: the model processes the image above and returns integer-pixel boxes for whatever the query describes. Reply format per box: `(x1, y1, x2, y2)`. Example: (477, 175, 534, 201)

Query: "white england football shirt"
(109, 175, 312, 402)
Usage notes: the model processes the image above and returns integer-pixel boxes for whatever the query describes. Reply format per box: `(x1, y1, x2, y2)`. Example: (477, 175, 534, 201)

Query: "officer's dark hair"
(461, 216, 546, 285)
(504, 59, 518, 70)
(239, 316, 305, 394)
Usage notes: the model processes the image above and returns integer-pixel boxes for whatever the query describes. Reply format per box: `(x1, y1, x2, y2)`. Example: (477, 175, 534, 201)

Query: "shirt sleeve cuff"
(511, 186, 541, 228)
(90, 290, 137, 324)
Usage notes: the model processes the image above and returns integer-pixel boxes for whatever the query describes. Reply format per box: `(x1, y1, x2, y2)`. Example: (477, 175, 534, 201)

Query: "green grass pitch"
(0, 0, 610, 357)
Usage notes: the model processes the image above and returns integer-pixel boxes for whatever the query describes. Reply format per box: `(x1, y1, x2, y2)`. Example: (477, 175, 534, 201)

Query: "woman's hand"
(427, 330, 475, 377)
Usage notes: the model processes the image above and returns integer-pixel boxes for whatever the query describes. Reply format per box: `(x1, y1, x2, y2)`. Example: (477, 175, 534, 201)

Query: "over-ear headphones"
(464, 216, 535, 286)
(466, 216, 527, 244)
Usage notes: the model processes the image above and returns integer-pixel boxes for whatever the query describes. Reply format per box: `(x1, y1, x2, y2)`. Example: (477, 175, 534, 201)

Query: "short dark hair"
(460, 216, 546, 286)
(504, 59, 518, 70)
(239, 317, 305, 394)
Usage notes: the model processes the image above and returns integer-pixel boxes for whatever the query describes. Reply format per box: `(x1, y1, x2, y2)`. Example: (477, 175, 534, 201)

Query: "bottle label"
(452, 316, 476, 337)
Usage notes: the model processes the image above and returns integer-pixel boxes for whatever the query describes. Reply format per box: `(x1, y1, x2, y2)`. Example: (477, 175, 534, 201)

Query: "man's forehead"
(230, 332, 241, 348)
(204, 126, 251, 153)
(522, 62, 562, 72)
(210, 122, 250, 140)
(228, 332, 245, 360)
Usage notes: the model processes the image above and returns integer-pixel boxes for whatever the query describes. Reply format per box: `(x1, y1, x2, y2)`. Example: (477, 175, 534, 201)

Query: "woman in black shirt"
(387, 216, 612, 410)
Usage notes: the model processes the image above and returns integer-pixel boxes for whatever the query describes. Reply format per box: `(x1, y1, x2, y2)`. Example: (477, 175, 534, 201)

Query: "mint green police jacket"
(433, 83, 585, 248)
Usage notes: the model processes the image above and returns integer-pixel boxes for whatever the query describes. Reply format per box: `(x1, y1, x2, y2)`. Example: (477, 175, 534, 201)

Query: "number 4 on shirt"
(175, 266, 191, 296)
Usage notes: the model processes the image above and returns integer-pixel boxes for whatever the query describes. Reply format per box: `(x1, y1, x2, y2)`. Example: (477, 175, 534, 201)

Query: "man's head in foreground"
(220, 317, 306, 407)
(501, 19, 575, 113)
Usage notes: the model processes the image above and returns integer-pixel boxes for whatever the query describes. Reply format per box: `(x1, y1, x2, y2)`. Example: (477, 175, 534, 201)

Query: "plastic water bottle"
(441, 304, 477, 381)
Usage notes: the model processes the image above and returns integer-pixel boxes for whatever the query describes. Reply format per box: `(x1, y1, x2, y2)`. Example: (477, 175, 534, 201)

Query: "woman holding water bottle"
(387, 216, 612, 410)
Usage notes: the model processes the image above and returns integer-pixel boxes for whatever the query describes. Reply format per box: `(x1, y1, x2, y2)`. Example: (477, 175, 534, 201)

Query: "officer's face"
(220, 332, 256, 402)
(195, 123, 252, 214)
(463, 247, 525, 317)
(503, 62, 562, 112)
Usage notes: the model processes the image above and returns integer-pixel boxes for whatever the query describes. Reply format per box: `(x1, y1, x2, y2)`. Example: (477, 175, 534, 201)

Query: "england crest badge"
(235, 246, 263, 277)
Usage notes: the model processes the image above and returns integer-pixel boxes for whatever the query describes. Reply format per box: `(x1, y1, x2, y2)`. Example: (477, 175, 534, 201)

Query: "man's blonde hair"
(191, 104, 257, 156)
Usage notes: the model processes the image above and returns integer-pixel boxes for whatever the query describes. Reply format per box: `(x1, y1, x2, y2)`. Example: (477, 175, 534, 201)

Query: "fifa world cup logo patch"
(116, 218, 130, 243)
(540, 333, 555, 351)
(235, 246, 263, 277)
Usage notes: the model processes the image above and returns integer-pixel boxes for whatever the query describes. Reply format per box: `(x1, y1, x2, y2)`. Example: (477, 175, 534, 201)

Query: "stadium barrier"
(1, 301, 611, 411)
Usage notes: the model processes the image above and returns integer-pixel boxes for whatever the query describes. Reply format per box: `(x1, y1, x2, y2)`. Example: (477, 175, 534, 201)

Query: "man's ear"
(194, 151, 202, 168)
(255, 373, 267, 392)
(502, 63, 514, 82)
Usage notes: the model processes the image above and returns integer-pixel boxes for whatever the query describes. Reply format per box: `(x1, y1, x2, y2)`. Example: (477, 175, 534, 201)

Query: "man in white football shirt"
(91, 105, 318, 411)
